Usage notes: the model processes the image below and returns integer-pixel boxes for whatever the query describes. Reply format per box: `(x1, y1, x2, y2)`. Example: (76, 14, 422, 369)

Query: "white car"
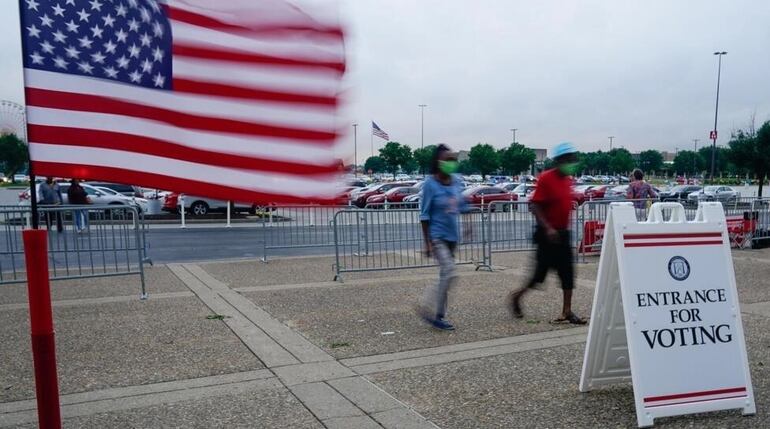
(94, 186, 150, 213)
(20, 183, 146, 212)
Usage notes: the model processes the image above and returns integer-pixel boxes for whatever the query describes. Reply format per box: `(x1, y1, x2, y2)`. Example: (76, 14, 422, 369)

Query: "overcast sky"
(2, 0, 770, 160)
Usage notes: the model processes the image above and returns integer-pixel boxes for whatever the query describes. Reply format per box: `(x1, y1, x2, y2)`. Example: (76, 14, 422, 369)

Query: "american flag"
(372, 121, 389, 141)
(19, 0, 346, 204)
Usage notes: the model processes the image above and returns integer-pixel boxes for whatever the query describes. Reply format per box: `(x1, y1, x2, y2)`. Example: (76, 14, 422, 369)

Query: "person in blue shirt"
(417, 144, 469, 331)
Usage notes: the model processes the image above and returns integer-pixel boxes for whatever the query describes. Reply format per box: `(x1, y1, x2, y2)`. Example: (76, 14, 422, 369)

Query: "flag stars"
(139, 7, 151, 23)
(127, 18, 139, 32)
(77, 61, 94, 74)
(129, 70, 142, 83)
(40, 40, 55, 54)
(89, 0, 103, 11)
(65, 20, 79, 32)
(29, 51, 44, 65)
(78, 36, 94, 49)
(91, 51, 106, 64)
(141, 58, 153, 73)
(128, 44, 141, 58)
(65, 0, 75, 5)
(115, 3, 127, 17)
(103, 66, 118, 78)
(152, 73, 165, 88)
(52, 30, 68, 43)
(27, 25, 41, 38)
(127, 0, 138, 8)
(115, 29, 128, 43)
(39, 14, 54, 27)
(53, 56, 69, 69)
(152, 47, 163, 62)
(148, 0, 160, 13)
(103, 40, 117, 54)
(26, 0, 39, 11)
(116, 55, 130, 69)
(77, 9, 90, 22)
(52, 3, 65, 17)
(102, 14, 115, 27)
(91, 25, 104, 38)
(64, 45, 81, 59)
(139, 32, 151, 47)
(152, 21, 164, 37)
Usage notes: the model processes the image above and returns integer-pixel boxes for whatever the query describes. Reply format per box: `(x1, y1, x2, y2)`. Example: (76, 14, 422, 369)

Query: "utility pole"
(418, 104, 427, 150)
(353, 123, 358, 176)
(710, 51, 727, 184)
(693, 138, 699, 175)
(510, 128, 517, 144)
(608, 136, 615, 151)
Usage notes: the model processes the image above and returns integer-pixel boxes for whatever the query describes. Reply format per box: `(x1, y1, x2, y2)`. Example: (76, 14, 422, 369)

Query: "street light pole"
(693, 138, 699, 175)
(608, 136, 615, 151)
(510, 128, 517, 145)
(418, 104, 427, 150)
(353, 123, 358, 176)
(710, 51, 727, 184)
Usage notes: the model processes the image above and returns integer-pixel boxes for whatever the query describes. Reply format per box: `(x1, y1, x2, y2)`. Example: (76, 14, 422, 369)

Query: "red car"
(462, 186, 518, 208)
(352, 182, 415, 207)
(571, 185, 595, 206)
(366, 186, 419, 206)
(585, 185, 610, 200)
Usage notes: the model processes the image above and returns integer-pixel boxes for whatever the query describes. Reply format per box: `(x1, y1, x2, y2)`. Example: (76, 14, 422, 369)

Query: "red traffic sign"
(710, 130, 717, 140)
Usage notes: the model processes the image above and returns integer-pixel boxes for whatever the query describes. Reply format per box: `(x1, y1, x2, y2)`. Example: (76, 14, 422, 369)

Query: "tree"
(499, 142, 536, 175)
(608, 148, 635, 174)
(637, 150, 664, 174)
(363, 156, 386, 174)
(672, 150, 704, 175)
(458, 159, 477, 175)
(468, 143, 500, 179)
(378, 142, 413, 176)
(0, 134, 28, 181)
(697, 146, 728, 177)
(728, 121, 770, 196)
(403, 158, 419, 174)
(412, 145, 436, 175)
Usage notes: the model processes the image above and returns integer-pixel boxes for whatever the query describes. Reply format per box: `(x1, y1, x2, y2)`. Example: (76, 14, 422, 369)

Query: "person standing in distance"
(38, 177, 64, 233)
(509, 142, 587, 325)
(418, 144, 468, 331)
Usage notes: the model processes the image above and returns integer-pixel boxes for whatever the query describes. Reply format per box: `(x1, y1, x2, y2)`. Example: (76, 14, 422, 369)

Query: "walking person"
(417, 144, 468, 331)
(38, 177, 63, 232)
(509, 142, 587, 325)
(626, 169, 657, 210)
(67, 179, 91, 233)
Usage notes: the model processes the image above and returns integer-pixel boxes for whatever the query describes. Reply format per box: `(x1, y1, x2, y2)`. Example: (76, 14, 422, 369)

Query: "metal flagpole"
(371, 121, 374, 159)
(353, 123, 358, 176)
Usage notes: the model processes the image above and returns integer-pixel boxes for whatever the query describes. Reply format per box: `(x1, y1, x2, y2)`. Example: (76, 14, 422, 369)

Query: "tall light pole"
(710, 51, 727, 184)
(510, 128, 517, 145)
(418, 104, 427, 150)
(608, 136, 615, 151)
(352, 123, 358, 176)
(693, 138, 699, 175)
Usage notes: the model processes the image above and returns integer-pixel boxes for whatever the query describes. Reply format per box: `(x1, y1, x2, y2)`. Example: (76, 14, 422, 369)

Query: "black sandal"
(551, 312, 588, 325)
(508, 292, 524, 319)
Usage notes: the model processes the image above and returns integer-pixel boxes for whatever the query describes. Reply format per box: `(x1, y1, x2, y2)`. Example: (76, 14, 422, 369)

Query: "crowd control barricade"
(484, 201, 538, 259)
(261, 205, 350, 261)
(751, 198, 770, 248)
(332, 208, 490, 281)
(0, 205, 147, 298)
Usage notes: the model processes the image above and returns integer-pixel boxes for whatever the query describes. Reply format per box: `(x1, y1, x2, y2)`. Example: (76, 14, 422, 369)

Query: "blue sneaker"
(431, 318, 455, 331)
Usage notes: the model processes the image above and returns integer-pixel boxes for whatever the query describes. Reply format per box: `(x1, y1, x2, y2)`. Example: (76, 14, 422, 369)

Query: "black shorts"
(531, 228, 574, 290)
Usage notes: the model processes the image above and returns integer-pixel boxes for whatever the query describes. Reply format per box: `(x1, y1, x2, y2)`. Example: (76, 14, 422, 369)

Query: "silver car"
(687, 186, 740, 205)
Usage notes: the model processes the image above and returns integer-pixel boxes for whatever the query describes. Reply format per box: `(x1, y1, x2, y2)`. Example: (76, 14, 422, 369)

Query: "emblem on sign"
(668, 256, 690, 281)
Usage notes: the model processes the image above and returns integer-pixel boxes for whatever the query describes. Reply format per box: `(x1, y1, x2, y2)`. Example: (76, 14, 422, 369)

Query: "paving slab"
(368, 313, 770, 429)
(289, 382, 363, 420)
(323, 415, 382, 429)
(243, 271, 593, 359)
(0, 296, 263, 402)
(0, 265, 187, 305)
(9, 382, 323, 429)
(272, 361, 355, 386)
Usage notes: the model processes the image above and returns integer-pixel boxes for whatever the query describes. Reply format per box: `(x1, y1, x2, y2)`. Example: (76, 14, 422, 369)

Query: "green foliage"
(697, 146, 729, 177)
(638, 150, 664, 173)
(499, 142, 536, 175)
(728, 121, 770, 196)
(608, 148, 635, 174)
(673, 150, 705, 175)
(458, 159, 477, 175)
(378, 142, 413, 175)
(412, 145, 436, 174)
(468, 143, 500, 179)
(0, 134, 28, 180)
(363, 156, 386, 174)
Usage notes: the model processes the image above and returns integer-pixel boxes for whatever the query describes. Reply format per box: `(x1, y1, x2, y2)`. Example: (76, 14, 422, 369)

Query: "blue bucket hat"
(552, 142, 577, 159)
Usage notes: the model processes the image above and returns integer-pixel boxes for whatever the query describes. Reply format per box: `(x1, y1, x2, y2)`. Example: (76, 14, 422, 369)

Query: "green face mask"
(438, 160, 459, 175)
(558, 162, 579, 176)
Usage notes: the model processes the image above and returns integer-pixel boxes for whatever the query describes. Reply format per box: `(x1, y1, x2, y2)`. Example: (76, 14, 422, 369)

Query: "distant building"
(457, 150, 470, 162)
(532, 148, 547, 162)
(660, 151, 676, 164)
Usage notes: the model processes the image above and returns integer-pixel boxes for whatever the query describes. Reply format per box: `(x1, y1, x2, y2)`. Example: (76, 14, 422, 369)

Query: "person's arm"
(419, 181, 433, 255)
(626, 183, 635, 200)
(531, 202, 559, 243)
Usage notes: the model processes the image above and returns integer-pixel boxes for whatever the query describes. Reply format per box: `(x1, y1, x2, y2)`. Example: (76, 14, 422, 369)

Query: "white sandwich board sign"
(579, 202, 755, 427)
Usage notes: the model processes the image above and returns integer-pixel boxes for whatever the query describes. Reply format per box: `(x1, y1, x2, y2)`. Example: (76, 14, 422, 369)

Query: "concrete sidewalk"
(1, 249, 769, 428)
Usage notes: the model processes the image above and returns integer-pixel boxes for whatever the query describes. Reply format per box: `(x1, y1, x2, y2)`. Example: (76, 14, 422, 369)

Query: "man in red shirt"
(509, 142, 587, 325)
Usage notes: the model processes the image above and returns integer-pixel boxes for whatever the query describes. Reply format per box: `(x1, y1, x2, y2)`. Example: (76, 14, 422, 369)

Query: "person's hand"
(545, 227, 559, 243)
(423, 241, 433, 257)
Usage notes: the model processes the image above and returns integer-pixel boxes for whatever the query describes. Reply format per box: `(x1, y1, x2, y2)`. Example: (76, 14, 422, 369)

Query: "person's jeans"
(44, 210, 63, 232)
(421, 239, 457, 319)
(74, 210, 89, 231)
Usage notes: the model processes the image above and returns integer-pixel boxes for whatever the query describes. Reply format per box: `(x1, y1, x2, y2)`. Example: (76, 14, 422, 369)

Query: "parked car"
(604, 185, 629, 200)
(13, 174, 29, 183)
(93, 186, 150, 213)
(351, 182, 416, 207)
(658, 185, 702, 202)
(163, 193, 273, 215)
(19, 183, 143, 209)
(571, 185, 595, 206)
(365, 186, 419, 206)
(403, 191, 421, 207)
(510, 184, 537, 201)
(87, 182, 144, 197)
(585, 185, 610, 200)
(687, 186, 740, 205)
(462, 186, 517, 209)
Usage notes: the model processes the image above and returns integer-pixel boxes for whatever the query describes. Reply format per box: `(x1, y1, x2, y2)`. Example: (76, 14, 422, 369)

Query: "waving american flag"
(19, 0, 346, 204)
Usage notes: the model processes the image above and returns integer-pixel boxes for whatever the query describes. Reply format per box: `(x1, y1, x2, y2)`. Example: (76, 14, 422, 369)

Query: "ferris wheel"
(0, 100, 27, 141)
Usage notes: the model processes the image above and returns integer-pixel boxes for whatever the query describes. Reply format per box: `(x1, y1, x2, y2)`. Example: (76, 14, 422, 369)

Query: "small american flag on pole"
(372, 121, 389, 141)
(19, 0, 346, 204)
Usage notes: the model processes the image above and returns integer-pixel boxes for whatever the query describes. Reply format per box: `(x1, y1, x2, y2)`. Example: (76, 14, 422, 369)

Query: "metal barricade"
(332, 208, 489, 281)
(261, 205, 349, 261)
(0, 205, 147, 298)
(485, 201, 537, 257)
(751, 198, 770, 247)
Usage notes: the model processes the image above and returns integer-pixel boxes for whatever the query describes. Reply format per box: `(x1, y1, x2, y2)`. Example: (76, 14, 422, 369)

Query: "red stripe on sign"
(25, 88, 337, 144)
(31, 162, 337, 205)
(644, 387, 747, 403)
(172, 78, 337, 107)
(624, 241, 723, 248)
(166, 6, 345, 40)
(173, 44, 345, 73)
(27, 125, 339, 176)
(645, 394, 748, 409)
(624, 233, 722, 240)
